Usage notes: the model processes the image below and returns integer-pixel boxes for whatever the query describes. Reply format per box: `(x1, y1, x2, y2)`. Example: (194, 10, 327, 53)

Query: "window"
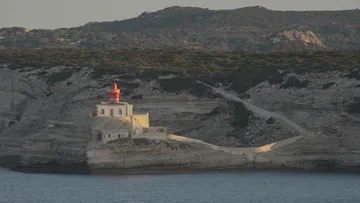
(118, 134, 121, 138)
(119, 109, 123, 115)
(110, 109, 114, 117)
(108, 134, 111, 138)
(101, 109, 105, 114)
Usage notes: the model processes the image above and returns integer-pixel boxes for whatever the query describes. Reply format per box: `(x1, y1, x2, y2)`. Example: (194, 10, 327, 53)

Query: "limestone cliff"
(0, 64, 360, 173)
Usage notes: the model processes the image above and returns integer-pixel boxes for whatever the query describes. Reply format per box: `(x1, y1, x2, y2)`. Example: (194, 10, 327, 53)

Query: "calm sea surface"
(1, 168, 360, 203)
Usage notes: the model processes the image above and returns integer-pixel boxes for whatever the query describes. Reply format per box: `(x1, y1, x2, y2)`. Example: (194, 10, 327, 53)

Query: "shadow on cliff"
(9, 159, 91, 175)
(0, 155, 22, 168)
(307, 159, 360, 173)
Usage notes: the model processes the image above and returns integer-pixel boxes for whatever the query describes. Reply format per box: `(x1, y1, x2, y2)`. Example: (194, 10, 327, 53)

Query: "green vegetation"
(1, 6, 360, 51)
(281, 76, 310, 89)
(347, 98, 360, 114)
(268, 71, 287, 85)
(132, 138, 152, 146)
(345, 69, 360, 80)
(46, 69, 73, 84)
(1, 48, 360, 95)
(230, 102, 253, 128)
(266, 117, 275, 124)
(158, 78, 209, 97)
(322, 82, 336, 89)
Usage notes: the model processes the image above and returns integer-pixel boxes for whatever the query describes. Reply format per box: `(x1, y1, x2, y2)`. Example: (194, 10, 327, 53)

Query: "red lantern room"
(109, 82, 120, 103)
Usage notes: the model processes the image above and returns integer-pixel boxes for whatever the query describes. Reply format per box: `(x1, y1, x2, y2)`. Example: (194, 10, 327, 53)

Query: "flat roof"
(97, 102, 131, 106)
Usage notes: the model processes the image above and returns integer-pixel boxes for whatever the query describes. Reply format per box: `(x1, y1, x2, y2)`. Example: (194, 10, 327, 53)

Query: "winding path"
(168, 133, 303, 163)
(196, 80, 311, 137)
(166, 81, 313, 162)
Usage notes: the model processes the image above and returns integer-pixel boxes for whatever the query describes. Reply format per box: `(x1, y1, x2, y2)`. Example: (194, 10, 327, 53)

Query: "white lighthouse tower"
(90, 82, 167, 144)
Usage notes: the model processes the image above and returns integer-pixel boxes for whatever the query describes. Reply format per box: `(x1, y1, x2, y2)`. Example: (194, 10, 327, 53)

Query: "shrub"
(322, 82, 335, 89)
(347, 98, 360, 114)
(230, 102, 253, 128)
(239, 92, 251, 99)
(37, 71, 47, 77)
(266, 117, 275, 124)
(345, 69, 360, 80)
(132, 138, 152, 146)
(46, 69, 73, 84)
(268, 71, 287, 85)
(130, 94, 143, 99)
(158, 77, 209, 97)
(1, 49, 360, 90)
(281, 76, 310, 89)
(8, 121, 16, 127)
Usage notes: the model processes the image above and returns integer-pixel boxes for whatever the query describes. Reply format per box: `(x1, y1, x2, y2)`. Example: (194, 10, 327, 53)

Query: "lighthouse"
(109, 82, 120, 104)
(91, 83, 167, 144)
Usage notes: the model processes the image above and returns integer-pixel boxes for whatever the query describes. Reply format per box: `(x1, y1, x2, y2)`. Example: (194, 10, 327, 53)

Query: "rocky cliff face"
(246, 71, 360, 171)
(1, 65, 360, 173)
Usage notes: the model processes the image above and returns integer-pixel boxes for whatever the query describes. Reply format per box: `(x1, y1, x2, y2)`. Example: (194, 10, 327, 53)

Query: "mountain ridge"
(1, 6, 360, 51)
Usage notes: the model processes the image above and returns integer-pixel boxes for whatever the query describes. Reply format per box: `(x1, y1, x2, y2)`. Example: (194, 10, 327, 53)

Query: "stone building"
(90, 82, 168, 144)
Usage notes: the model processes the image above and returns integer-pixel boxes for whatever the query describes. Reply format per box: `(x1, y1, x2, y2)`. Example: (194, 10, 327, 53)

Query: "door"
(110, 109, 114, 117)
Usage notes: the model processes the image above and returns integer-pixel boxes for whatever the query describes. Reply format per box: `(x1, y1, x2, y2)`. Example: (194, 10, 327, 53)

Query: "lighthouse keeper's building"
(90, 82, 168, 144)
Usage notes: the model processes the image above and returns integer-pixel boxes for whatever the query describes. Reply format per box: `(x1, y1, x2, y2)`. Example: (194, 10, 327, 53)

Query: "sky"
(1, 0, 360, 29)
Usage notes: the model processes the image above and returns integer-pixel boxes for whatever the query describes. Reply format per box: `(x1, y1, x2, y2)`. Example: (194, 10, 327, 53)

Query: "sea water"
(1, 168, 360, 203)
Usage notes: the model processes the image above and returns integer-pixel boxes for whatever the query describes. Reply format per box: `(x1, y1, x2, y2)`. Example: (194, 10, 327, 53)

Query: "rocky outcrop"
(1, 65, 360, 173)
(268, 30, 324, 46)
(265, 30, 325, 51)
(87, 138, 251, 173)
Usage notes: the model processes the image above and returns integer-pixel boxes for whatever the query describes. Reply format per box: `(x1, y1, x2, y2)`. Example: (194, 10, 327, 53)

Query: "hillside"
(1, 6, 360, 51)
(1, 49, 360, 173)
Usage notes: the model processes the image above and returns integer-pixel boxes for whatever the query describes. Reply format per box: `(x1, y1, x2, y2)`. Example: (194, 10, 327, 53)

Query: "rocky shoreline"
(5, 160, 360, 175)
(1, 61, 360, 178)
(10, 162, 91, 175)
